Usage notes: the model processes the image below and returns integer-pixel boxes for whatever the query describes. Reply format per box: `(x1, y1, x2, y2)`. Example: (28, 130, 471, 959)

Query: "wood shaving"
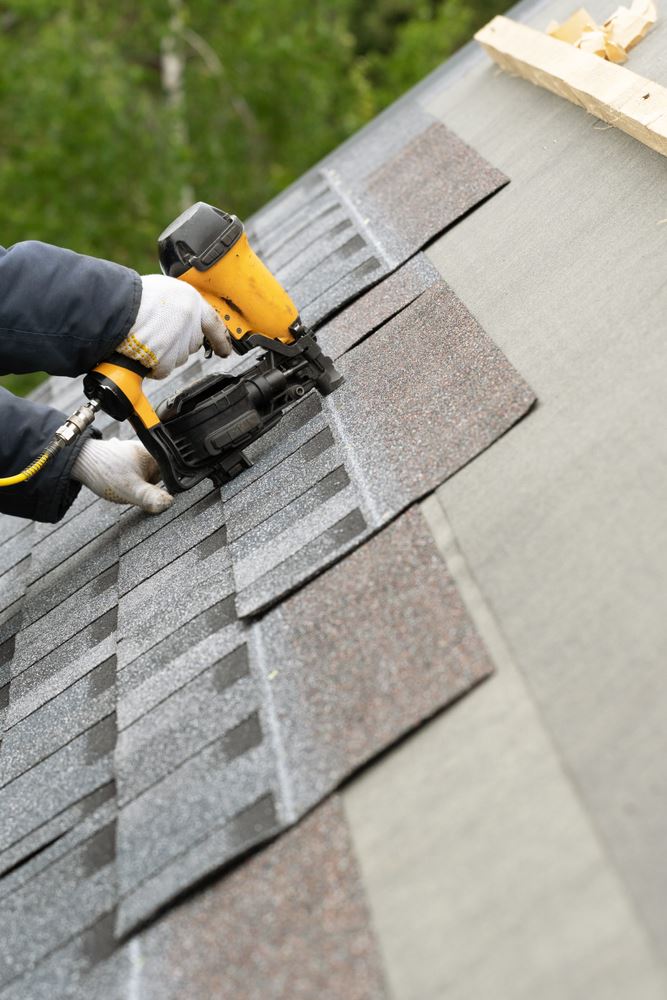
(547, 0, 657, 61)
(548, 7, 598, 41)
(604, 0, 657, 49)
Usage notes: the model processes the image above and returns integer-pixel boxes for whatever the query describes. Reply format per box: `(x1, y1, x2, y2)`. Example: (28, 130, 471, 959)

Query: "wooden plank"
(475, 16, 667, 158)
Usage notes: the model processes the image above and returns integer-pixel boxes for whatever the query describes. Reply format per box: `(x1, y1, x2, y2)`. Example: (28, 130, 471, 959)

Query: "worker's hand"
(72, 437, 173, 514)
(117, 274, 233, 379)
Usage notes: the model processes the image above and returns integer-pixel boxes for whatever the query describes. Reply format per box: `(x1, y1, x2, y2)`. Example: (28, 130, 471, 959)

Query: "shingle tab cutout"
(226, 279, 535, 617)
(0, 807, 116, 991)
(0, 496, 119, 882)
(0, 788, 119, 1000)
(4, 796, 387, 1000)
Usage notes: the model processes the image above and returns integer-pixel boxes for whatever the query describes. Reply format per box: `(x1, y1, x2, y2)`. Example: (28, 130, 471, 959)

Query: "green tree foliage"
(0, 0, 506, 396)
(358, 0, 511, 105)
(0, 0, 187, 270)
(182, 0, 374, 218)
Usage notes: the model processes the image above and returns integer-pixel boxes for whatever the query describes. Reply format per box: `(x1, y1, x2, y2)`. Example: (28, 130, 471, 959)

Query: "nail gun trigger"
(203, 337, 213, 360)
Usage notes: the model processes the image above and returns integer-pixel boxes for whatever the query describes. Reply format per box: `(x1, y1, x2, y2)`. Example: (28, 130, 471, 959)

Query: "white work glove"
(72, 438, 173, 514)
(117, 274, 233, 379)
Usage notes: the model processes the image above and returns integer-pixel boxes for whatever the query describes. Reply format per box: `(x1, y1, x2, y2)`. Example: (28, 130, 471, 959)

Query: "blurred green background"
(0, 0, 505, 397)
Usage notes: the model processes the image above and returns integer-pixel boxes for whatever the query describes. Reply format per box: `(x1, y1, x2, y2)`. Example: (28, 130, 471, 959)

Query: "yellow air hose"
(0, 399, 100, 488)
(0, 444, 60, 486)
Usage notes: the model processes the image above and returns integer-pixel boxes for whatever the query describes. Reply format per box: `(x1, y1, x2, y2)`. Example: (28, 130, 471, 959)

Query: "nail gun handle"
(83, 354, 159, 430)
(158, 203, 301, 351)
(196, 289, 253, 349)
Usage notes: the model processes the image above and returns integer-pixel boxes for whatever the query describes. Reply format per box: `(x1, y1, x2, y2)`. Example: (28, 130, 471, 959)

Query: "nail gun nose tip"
(318, 373, 344, 395)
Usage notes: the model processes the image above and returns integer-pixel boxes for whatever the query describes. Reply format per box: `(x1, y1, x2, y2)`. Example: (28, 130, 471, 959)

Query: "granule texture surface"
(0, 788, 116, 996)
(260, 506, 493, 814)
(247, 112, 507, 328)
(136, 796, 388, 1000)
(110, 501, 497, 935)
(365, 121, 506, 247)
(228, 279, 535, 617)
(329, 281, 536, 523)
(316, 253, 440, 360)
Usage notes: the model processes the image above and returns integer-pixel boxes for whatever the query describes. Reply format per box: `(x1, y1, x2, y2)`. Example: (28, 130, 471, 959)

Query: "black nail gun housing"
(137, 330, 341, 494)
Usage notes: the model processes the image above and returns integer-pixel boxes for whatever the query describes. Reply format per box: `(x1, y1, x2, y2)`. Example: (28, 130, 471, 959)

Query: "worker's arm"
(0, 241, 142, 376)
(0, 242, 232, 378)
(0, 240, 142, 522)
(0, 240, 231, 523)
(0, 389, 173, 522)
(0, 388, 89, 522)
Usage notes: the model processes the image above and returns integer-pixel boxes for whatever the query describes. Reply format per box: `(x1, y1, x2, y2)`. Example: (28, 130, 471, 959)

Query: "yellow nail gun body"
(83, 203, 343, 493)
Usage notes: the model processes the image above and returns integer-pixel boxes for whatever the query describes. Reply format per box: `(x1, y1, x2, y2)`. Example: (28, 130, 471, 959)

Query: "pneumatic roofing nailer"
(0, 203, 344, 494)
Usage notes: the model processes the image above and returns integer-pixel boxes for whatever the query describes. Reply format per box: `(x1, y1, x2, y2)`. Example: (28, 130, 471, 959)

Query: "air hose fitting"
(0, 398, 100, 487)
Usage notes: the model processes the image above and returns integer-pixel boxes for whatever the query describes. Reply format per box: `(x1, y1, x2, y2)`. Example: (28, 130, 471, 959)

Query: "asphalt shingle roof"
(0, 95, 534, 996)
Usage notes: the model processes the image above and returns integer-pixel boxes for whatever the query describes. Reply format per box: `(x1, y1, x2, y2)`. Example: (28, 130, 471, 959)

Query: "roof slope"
(0, 52, 539, 1000)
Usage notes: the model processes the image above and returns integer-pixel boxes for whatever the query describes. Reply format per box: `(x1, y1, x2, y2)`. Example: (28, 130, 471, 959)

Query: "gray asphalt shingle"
(0, 789, 117, 998)
(11, 564, 118, 679)
(316, 252, 440, 360)
(249, 109, 507, 329)
(113, 498, 497, 933)
(0, 712, 116, 860)
(0, 819, 116, 988)
(4, 615, 116, 735)
(0, 654, 115, 787)
(229, 279, 535, 616)
(132, 796, 388, 1000)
